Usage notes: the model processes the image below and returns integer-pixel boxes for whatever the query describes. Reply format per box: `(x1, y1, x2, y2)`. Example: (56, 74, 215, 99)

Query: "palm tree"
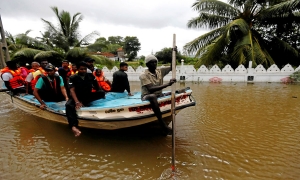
(5, 30, 52, 55)
(184, 0, 300, 68)
(41, 6, 99, 52)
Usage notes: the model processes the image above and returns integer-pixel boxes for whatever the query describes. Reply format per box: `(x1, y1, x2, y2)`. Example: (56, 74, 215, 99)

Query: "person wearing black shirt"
(65, 61, 105, 137)
(58, 60, 71, 95)
(111, 62, 132, 96)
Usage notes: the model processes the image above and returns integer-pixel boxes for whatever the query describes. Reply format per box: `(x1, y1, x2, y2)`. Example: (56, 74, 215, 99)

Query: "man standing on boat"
(111, 62, 132, 96)
(139, 55, 176, 135)
(65, 61, 105, 137)
(33, 64, 68, 110)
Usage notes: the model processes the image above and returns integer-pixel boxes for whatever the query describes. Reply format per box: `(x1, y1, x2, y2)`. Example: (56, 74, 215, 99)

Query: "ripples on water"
(0, 82, 300, 179)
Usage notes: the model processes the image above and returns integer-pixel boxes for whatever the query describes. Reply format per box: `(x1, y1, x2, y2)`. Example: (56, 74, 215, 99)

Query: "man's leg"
(12, 87, 26, 95)
(144, 94, 172, 135)
(89, 91, 105, 102)
(65, 99, 81, 137)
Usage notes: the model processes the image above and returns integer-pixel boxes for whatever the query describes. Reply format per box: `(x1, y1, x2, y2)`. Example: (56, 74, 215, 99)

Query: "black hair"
(6, 61, 17, 69)
(62, 60, 69, 63)
(84, 57, 95, 62)
(120, 62, 128, 68)
(40, 60, 48, 63)
(19, 61, 27, 66)
(76, 61, 88, 69)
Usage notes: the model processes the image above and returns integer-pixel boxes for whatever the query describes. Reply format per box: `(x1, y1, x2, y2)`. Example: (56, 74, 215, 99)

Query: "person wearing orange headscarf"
(93, 69, 111, 92)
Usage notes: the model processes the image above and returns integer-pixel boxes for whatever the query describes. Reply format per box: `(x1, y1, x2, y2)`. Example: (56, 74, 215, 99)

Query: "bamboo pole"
(0, 15, 10, 68)
(171, 34, 176, 173)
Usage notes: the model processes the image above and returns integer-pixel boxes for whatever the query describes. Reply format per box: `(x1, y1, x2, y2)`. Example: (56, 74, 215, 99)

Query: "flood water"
(0, 82, 300, 179)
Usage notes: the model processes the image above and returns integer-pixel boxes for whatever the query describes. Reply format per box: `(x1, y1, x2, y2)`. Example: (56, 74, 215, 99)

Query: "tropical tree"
(184, 0, 300, 68)
(123, 36, 141, 61)
(11, 48, 64, 66)
(155, 47, 183, 64)
(41, 6, 99, 52)
(5, 30, 52, 55)
(108, 36, 124, 46)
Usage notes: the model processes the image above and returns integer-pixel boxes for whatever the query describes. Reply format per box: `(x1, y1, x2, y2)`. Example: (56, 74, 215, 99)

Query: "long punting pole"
(0, 15, 10, 68)
(171, 34, 176, 173)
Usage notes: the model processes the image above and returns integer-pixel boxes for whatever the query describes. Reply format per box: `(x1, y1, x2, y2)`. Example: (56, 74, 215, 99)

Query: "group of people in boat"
(1, 55, 176, 137)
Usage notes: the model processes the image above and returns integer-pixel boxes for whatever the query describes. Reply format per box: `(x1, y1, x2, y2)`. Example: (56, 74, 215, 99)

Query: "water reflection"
(0, 82, 299, 179)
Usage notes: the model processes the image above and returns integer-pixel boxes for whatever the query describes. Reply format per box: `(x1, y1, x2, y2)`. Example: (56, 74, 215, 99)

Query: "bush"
(139, 59, 144, 66)
(290, 70, 300, 82)
(90, 55, 115, 69)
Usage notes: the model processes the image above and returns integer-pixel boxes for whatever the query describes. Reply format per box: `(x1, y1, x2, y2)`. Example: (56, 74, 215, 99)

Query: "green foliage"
(185, 0, 300, 68)
(290, 70, 300, 82)
(6, 30, 52, 56)
(86, 43, 107, 52)
(139, 60, 144, 66)
(140, 55, 145, 60)
(155, 47, 183, 64)
(12, 48, 42, 64)
(34, 51, 64, 67)
(123, 36, 141, 61)
(65, 47, 88, 64)
(108, 36, 124, 46)
(102, 44, 122, 55)
(11, 48, 63, 66)
(181, 56, 198, 65)
(89, 55, 115, 69)
(41, 6, 99, 52)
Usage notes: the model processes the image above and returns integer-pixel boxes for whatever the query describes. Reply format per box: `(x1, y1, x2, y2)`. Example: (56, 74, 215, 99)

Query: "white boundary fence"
(104, 61, 299, 83)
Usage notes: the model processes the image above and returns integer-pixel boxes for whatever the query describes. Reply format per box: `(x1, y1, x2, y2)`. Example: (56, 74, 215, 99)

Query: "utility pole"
(0, 15, 10, 68)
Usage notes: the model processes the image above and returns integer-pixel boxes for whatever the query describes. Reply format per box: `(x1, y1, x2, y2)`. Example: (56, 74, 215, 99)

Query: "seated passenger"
(19, 62, 29, 79)
(65, 61, 105, 137)
(93, 69, 111, 92)
(111, 62, 132, 96)
(84, 57, 96, 73)
(58, 60, 71, 95)
(25, 62, 40, 94)
(27, 60, 48, 93)
(70, 64, 78, 75)
(1, 61, 26, 95)
(33, 64, 68, 110)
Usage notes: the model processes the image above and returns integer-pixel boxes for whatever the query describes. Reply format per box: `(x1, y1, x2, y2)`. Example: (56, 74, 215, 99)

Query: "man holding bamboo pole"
(139, 55, 176, 135)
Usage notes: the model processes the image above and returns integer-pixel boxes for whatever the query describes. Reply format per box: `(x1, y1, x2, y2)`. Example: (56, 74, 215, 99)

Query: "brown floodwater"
(0, 82, 299, 179)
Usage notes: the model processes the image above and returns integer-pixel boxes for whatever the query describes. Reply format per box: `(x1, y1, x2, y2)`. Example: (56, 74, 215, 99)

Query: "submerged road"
(0, 82, 299, 179)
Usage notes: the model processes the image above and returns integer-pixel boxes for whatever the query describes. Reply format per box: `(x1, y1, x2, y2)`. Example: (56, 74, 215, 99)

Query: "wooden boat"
(4, 88, 195, 130)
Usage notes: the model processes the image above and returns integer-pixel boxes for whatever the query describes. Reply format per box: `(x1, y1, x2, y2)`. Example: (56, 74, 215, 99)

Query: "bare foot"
(72, 126, 81, 137)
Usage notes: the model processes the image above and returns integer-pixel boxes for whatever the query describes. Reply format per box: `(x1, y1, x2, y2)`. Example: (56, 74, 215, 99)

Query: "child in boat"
(139, 55, 176, 135)
(65, 61, 105, 137)
(93, 69, 111, 92)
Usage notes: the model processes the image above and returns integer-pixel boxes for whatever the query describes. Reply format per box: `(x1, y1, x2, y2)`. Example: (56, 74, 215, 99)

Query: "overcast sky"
(0, 0, 226, 56)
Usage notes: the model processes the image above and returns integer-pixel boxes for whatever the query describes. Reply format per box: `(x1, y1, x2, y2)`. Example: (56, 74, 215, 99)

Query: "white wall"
(103, 63, 300, 83)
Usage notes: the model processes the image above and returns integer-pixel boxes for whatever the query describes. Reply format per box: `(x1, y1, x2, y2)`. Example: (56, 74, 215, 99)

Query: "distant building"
(117, 47, 125, 61)
(90, 52, 117, 61)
